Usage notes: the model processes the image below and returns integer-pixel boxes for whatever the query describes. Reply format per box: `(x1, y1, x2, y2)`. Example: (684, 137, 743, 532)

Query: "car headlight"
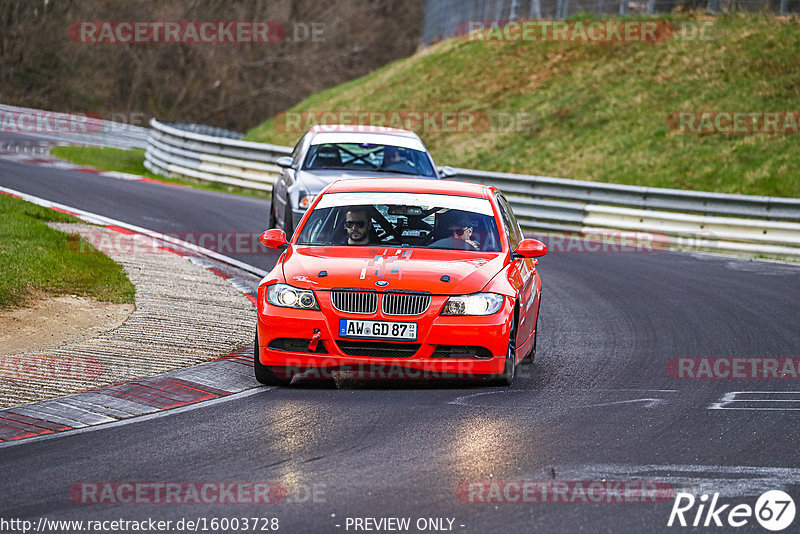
(441, 293, 505, 316)
(266, 284, 319, 310)
(298, 194, 316, 209)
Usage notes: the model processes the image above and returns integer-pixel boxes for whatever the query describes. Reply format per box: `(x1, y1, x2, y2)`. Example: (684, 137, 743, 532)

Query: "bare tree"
(0, 0, 425, 130)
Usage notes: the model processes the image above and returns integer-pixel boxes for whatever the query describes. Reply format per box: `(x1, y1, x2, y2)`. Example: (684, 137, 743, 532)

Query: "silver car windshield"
(302, 143, 436, 177)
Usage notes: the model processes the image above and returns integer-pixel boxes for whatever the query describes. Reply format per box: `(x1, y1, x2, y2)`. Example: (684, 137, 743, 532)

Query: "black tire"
(283, 196, 294, 240)
(487, 319, 517, 386)
(267, 195, 276, 229)
(254, 330, 293, 386)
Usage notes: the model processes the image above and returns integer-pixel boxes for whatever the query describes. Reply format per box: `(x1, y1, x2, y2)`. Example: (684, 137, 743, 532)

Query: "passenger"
(448, 218, 480, 250)
(430, 213, 480, 250)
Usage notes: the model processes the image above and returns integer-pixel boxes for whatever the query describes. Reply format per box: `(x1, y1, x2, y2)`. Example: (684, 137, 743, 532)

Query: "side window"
(495, 194, 522, 250)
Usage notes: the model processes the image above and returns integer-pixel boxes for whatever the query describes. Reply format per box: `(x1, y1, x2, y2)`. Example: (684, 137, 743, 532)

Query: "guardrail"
(144, 119, 289, 193)
(144, 118, 800, 258)
(0, 103, 149, 150)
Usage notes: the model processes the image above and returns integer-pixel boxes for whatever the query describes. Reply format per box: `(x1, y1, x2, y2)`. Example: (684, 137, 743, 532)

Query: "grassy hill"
(245, 13, 800, 198)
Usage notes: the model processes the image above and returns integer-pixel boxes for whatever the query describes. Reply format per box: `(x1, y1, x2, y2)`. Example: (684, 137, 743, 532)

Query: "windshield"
(296, 192, 501, 251)
(302, 143, 436, 177)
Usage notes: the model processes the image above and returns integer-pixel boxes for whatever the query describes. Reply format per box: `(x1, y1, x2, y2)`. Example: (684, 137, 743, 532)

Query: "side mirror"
(275, 156, 294, 169)
(438, 166, 457, 179)
(512, 239, 548, 259)
(259, 229, 288, 249)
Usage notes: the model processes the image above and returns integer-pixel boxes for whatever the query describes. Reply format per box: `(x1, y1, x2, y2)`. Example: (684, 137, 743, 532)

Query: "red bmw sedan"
(255, 178, 547, 386)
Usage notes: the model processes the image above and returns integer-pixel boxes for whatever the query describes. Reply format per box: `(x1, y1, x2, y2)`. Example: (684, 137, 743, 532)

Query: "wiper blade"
(307, 166, 349, 170)
(369, 168, 419, 175)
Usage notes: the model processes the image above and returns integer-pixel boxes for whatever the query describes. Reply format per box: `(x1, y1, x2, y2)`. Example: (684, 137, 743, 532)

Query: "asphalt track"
(1, 133, 799, 533)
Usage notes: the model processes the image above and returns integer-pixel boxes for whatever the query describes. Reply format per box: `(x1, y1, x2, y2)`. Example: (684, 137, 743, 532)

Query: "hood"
(296, 169, 436, 194)
(281, 246, 506, 295)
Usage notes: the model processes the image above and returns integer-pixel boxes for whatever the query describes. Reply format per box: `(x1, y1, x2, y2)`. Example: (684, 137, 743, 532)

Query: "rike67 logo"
(668, 490, 795, 531)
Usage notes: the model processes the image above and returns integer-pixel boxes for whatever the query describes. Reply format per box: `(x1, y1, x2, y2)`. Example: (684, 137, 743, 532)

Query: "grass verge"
(0, 194, 136, 309)
(49, 146, 269, 199)
(246, 13, 800, 198)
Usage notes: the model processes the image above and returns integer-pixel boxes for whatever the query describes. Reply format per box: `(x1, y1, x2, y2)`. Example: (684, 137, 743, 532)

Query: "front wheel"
(522, 301, 540, 364)
(254, 330, 293, 386)
(521, 324, 537, 364)
(487, 322, 517, 386)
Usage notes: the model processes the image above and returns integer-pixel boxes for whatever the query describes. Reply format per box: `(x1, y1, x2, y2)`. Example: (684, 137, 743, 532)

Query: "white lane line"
(709, 408, 800, 412)
(449, 389, 679, 408)
(0, 186, 267, 277)
(709, 390, 800, 411)
(579, 389, 678, 409)
(97, 170, 143, 181)
(447, 390, 508, 407)
(607, 389, 678, 392)
(0, 387, 270, 449)
(580, 398, 667, 409)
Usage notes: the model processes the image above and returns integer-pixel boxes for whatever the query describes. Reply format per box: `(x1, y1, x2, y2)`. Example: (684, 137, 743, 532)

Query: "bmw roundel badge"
(376, 280, 389, 287)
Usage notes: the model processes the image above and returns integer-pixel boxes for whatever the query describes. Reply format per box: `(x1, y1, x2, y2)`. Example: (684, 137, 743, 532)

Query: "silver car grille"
(330, 290, 378, 314)
(382, 292, 431, 316)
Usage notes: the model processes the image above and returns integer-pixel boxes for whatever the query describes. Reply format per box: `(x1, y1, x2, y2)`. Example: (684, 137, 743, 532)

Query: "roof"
(308, 126, 427, 152)
(325, 178, 495, 199)
(307, 124, 419, 137)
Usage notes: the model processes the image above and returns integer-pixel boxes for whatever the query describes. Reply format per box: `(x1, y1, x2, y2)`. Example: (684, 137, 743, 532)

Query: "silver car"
(269, 125, 454, 237)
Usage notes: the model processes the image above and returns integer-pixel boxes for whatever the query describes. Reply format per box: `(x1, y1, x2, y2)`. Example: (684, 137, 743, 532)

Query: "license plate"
(339, 319, 417, 341)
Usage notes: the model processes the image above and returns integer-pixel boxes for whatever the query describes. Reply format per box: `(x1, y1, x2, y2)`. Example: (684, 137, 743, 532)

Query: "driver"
(381, 146, 413, 172)
(344, 207, 374, 245)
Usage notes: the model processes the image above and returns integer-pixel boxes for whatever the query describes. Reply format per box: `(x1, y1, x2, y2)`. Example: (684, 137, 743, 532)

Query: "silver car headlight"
(441, 293, 505, 316)
(298, 194, 316, 209)
(266, 284, 319, 310)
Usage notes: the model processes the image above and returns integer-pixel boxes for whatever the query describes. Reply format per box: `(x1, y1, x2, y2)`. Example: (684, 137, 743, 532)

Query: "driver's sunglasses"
(450, 226, 470, 236)
(345, 220, 367, 229)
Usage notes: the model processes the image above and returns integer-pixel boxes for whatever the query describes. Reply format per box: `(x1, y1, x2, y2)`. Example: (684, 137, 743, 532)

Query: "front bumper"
(256, 290, 513, 379)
